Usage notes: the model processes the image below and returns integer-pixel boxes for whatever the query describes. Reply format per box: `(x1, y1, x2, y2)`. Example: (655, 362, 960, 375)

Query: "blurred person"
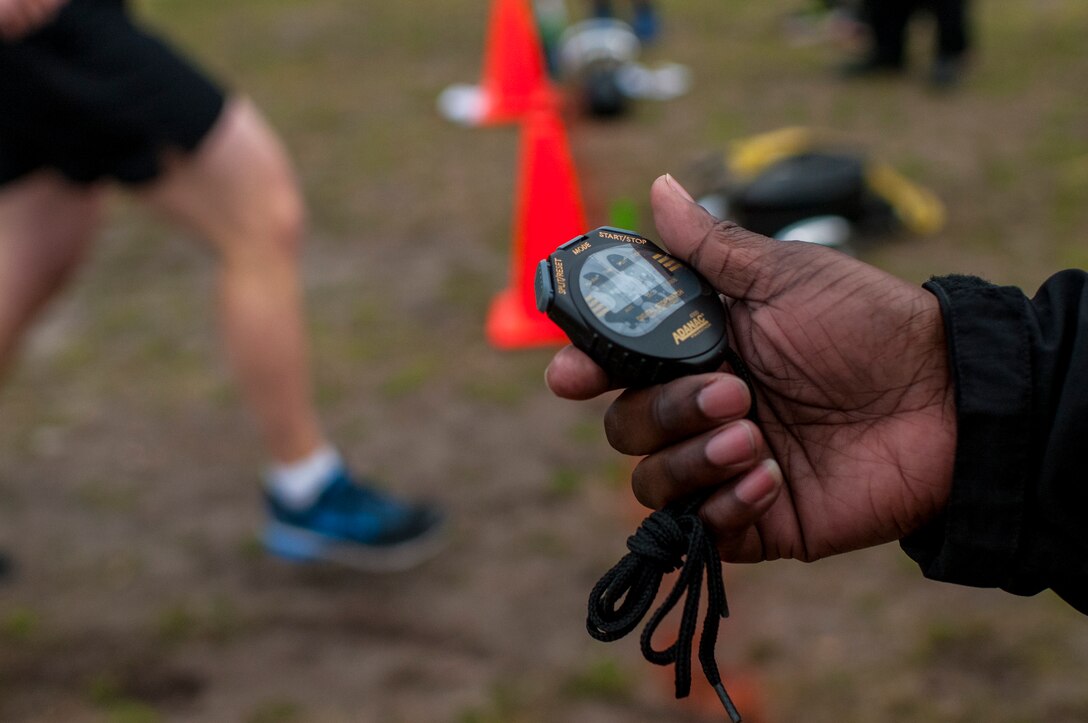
(0, 0, 445, 571)
(842, 0, 972, 88)
(546, 174, 1087, 614)
(589, 0, 659, 44)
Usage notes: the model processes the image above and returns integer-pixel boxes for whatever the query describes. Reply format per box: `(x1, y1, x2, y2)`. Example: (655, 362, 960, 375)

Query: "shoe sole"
(262, 519, 448, 573)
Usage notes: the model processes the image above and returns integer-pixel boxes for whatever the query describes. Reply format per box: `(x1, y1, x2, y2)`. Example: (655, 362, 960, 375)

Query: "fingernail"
(697, 377, 751, 420)
(734, 459, 783, 506)
(705, 422, 756, 466)
(665, 173, 695, 203)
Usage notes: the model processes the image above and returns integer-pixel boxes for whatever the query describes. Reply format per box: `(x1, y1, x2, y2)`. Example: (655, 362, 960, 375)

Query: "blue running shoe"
(263, 469, 446, 572)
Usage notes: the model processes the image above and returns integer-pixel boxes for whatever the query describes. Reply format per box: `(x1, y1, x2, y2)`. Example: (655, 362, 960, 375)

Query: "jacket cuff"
(900, 275, 1038, 593)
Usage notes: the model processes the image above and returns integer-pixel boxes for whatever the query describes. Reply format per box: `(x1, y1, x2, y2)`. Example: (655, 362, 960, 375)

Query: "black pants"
(864, 0, 970, 67)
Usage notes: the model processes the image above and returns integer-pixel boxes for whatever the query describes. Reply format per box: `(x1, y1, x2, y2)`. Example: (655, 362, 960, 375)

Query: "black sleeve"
(900, 270, 1088, 614)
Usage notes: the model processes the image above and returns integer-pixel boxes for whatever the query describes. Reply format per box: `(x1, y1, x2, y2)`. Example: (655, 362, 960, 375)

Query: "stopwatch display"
(536, 227, 730, 386)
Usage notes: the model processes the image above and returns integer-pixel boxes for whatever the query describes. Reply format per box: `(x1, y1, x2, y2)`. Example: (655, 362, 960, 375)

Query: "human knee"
(165, 98, 309, 264)
(253, 176, 307, 261)
(215, 166, 308, 269)
(230, 101, 308, 259)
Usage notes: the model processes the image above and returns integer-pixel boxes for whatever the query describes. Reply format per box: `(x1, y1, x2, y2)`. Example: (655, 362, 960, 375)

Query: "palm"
(722, 242, 954, 561)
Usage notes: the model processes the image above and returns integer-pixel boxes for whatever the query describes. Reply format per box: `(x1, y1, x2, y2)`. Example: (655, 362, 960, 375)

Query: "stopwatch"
(535, 227, 730, 386)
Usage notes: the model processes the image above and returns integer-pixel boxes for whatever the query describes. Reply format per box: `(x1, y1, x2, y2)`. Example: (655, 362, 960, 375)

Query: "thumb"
(651, 174, 784, 302)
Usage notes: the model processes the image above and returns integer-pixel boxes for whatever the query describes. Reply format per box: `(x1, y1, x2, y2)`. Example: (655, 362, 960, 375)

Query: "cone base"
(485, 288, 569, 349)
(437, 83, 562, 127)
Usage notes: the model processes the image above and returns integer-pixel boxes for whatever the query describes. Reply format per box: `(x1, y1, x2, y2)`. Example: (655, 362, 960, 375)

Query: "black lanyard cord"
(586, 498, 743, 722)
(586, 344, 757, 723)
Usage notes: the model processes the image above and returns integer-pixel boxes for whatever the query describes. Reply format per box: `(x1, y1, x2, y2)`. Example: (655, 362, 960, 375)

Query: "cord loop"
(586, 498, 742, 722)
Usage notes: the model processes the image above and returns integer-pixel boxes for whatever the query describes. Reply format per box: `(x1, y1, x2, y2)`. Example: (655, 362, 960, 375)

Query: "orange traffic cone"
(437, 0, 550, 127)
(485, 91, 585, 349)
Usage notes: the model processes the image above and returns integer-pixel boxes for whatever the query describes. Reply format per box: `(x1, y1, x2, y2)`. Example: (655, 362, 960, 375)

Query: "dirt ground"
(2, 1, 1087, 721)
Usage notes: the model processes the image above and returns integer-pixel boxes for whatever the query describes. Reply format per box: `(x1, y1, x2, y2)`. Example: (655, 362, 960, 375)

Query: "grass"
(547, 467, 582, 497)
(0, 608, 40, 643)
(245, 700, 304, 723)
(455, 682, 531, 723)
(86, 674, 164, 723)
(1, 1, 1087, 722)
(75, 479, 144, 514)
(562, 658, 634, 701)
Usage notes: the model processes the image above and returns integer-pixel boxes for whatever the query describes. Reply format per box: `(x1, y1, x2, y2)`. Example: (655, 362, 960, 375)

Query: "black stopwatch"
(536, 227, 730, 386)
(541, 228, 753, 722)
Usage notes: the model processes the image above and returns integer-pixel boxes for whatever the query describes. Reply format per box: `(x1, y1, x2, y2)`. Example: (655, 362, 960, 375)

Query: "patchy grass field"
(1, 1, 1087, 721)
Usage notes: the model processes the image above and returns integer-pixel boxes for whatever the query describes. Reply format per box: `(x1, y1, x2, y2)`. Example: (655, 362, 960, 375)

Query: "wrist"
(902, 275, 1036, 589)
(914, 288, 957, 520)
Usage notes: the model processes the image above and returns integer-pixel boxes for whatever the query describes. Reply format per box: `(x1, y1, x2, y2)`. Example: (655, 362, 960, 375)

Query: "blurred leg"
(926, 0, 969, 87)
(137, 97, 323, 464)
(0, 172, 102, 382)
(930, 0, 969, 60)
(139, 97, 446, 569)
(590, 0, 613, 18)
(630, 0, 659, 44)
(866, 0, 915, 67)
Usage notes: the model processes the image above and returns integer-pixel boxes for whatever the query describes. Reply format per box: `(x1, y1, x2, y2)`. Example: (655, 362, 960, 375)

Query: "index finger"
(605, 372, 752, 456)
(544, 345, 614, 400)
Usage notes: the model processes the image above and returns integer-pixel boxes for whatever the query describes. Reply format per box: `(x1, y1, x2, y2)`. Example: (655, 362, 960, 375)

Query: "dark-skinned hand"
(546, 174, 956, 564)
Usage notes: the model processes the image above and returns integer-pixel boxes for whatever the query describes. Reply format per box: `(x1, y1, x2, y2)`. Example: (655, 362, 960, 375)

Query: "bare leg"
(138, 97, 323, 463)
(0, 172, 103, 382)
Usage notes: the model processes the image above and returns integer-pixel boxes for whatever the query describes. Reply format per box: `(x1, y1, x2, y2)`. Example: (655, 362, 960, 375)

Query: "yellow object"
(726, 126, 818, 180)
(724, 126, 946, 236)
(866, 161, 946, 235)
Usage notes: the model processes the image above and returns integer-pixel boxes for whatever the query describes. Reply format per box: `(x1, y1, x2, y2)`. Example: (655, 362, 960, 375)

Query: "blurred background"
(1, 0, 1087, 721)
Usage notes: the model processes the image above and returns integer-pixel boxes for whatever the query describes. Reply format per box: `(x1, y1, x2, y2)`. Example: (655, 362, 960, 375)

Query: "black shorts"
(0, 0, 227, 186)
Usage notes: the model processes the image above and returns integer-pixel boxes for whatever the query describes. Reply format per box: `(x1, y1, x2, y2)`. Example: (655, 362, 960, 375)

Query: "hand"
(0, 0, 66, 41)
(547, 174, 956, 563)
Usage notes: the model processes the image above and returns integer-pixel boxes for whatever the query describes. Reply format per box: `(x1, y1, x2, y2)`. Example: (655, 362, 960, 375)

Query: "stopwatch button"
(535, 260, 554, 312)
(558, 233, 589, 250)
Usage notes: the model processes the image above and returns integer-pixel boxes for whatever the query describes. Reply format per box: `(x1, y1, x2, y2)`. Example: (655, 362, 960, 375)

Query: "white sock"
(265, 444, 343, 510)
